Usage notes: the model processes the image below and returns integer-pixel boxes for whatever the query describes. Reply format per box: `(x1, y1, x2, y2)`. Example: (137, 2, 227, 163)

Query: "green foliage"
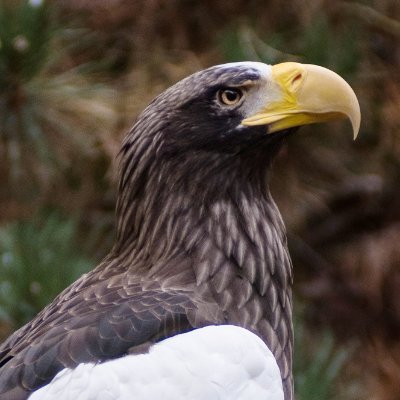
(218, 25, 295, 65)
(0, 0, 51, 86)
(298, 15, 360, 78)
(0, 0, 116, 183)
(0, 211, 93, 328)
(219, 13, 361, 78)
(294, 307, 350, 400)
(0, 0, 53, 172)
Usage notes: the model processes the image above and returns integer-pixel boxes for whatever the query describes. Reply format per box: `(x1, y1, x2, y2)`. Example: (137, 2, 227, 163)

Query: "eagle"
(0, 61, 360, 400)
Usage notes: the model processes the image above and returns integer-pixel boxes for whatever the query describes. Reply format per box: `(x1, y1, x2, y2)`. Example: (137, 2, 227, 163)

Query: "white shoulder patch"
(29, 325, 283, 400)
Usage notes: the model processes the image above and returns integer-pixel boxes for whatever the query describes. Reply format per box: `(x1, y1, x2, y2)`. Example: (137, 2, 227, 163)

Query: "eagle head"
(117, 62, 360, 246)
(125, 61, 359, 154)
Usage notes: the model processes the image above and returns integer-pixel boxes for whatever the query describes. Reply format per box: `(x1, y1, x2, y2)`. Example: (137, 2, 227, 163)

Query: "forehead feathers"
(126, 62, 274, 148)
(154, 62, 272, 109)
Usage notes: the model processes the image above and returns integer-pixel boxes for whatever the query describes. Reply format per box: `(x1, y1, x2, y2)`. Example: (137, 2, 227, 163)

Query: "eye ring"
(217, 88, 243, 106)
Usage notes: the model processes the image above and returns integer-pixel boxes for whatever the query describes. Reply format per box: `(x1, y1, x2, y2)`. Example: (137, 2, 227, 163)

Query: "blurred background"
(0, 0, 399, 398)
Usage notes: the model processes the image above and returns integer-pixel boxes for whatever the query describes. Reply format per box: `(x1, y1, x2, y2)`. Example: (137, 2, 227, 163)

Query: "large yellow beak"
(242, 62, 361, 139)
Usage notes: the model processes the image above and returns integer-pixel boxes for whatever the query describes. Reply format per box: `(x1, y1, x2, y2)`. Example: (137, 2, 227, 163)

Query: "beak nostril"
(291, 73, 303, 91)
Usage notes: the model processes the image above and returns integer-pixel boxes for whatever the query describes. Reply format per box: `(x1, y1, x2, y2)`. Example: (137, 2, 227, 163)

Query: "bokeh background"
(0, 0, 399, 398)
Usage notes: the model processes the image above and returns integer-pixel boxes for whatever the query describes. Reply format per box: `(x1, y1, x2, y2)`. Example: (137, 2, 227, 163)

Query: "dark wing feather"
(0, 275, 223, 400)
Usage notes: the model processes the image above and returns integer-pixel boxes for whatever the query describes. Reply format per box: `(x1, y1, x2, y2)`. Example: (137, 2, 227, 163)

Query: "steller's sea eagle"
(0, 62, 360, 400)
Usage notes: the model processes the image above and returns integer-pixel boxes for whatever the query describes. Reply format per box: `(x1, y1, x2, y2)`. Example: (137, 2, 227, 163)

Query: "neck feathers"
(113, 127, 293, 400)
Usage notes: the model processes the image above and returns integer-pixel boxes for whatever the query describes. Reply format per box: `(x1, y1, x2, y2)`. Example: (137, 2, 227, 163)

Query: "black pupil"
(225, 89, 239, 102)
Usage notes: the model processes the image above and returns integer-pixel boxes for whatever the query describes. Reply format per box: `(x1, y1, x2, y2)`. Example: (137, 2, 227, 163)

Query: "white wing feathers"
(30, 325, 283, 400)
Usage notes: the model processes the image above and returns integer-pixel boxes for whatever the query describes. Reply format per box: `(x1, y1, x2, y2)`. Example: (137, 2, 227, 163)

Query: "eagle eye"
(217, 88, 243, 106)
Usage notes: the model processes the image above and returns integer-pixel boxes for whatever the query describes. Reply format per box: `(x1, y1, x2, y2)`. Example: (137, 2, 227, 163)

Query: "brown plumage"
(0, 61, 360, 400)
